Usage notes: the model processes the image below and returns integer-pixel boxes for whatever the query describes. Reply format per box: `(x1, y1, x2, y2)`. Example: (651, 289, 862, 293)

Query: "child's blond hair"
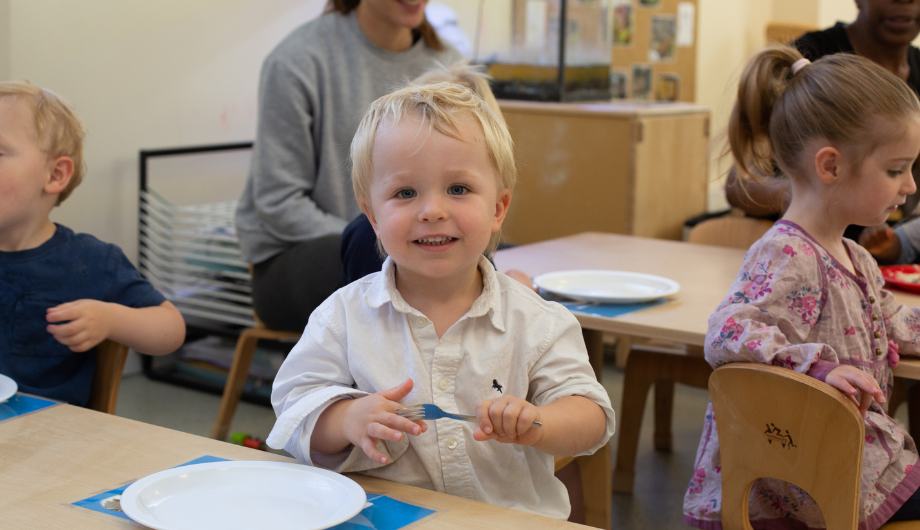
(0, 81, 86, 205)
(729, 46, 920, 184)
(413, 63, 506, 127)
(351, 81, 516, 257)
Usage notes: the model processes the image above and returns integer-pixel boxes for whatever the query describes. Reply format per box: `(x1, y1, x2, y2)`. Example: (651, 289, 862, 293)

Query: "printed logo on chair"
(0, 394, 59, 423)
(69, 455, 436, 530)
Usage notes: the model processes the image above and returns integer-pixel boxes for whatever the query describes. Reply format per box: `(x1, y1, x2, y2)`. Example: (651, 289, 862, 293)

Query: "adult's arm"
(249, 56, 348, 243)
(724, 166, 791, 217)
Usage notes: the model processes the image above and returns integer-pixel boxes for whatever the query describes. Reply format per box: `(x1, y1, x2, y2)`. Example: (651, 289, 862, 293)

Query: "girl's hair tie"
(791, 58, 811, 76)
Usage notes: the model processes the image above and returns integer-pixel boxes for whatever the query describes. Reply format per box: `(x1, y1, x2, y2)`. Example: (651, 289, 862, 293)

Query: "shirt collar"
(364, 255, 506, 332)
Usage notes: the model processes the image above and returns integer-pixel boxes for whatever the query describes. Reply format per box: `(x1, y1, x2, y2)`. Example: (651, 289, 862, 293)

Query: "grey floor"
(113, 358, 913, 529)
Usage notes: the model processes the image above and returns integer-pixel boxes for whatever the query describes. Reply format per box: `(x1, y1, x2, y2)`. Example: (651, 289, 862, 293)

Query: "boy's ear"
(491, 188, 512, 233)
(814, 146, 842, 185)
(358, 198, 379, 234)
(44, 156, 74, 195)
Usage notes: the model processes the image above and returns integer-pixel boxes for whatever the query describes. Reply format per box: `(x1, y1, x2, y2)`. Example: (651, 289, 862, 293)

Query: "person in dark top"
(0, 82, 186, 406)
(725, 0, 920, 227)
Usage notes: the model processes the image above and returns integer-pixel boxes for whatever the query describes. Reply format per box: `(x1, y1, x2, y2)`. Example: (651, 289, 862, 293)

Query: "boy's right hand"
(825, 365, 886, 417)
(339, 378, 427, 464)
(46, 299, 113, 352)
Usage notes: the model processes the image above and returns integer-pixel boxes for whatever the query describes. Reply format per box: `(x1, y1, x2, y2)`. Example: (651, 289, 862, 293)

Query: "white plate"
(534, 270, 680, 304)
(0, 374, 17, 403)
(121, 461, 366, 530)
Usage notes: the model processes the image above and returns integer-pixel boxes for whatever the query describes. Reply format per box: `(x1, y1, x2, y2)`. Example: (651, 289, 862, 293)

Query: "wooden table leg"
(583, 328, 604, 383)
(612, 349, 657, 494)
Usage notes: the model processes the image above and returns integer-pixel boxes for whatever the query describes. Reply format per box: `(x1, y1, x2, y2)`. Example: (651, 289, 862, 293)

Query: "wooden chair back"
(765, 22, 819, 45)
(710, 363, 864, 530)
(687, 216, 774, 250)
(87, 340, 130, 414)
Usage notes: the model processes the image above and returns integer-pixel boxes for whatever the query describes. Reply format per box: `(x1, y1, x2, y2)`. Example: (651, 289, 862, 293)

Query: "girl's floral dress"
(684, 221, 920, 530)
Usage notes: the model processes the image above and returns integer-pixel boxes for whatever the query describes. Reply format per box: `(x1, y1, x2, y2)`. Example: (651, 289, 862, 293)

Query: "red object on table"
(881, 265, 920, 294)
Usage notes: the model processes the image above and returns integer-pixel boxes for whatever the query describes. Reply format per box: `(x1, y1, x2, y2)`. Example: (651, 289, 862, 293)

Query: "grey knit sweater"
(235, 12, 460, 264)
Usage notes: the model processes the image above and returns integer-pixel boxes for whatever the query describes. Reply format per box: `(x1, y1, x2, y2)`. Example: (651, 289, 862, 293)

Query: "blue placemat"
(557, 299, 666, 318)
(72, 455, 435, 529)
(0, 394, 58, 422)
(331, 494, 435, 530)
(71, 455, 229, 520)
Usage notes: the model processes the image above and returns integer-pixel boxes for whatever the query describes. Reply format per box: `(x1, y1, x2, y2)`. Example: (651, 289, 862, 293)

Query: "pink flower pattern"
(687, 222, 920, 529)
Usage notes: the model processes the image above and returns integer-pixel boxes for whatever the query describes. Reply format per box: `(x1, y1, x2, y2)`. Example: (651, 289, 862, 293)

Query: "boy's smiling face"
(362, 113, 510, 284)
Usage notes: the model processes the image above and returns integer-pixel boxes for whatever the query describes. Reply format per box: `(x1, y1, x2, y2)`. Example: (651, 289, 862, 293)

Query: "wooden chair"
(711, 362, 920, 530)
(87, 340, 130, 414)
(613, 215, 774, 493)
(209, 314, 300, 441)
(765, 22, 819, 45)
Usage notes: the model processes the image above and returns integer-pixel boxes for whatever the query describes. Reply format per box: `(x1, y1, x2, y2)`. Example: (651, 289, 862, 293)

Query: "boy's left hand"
(473, 395, 543, 446)
(46, 300, 113, 352)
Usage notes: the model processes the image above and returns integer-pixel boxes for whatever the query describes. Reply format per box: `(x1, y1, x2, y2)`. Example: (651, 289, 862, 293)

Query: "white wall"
(0, 0, 9, 80)
(6, 0, 326, 261)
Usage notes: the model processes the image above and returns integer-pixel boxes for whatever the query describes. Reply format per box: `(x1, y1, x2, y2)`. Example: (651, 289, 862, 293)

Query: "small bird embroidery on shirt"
(492, 379, 503, 393)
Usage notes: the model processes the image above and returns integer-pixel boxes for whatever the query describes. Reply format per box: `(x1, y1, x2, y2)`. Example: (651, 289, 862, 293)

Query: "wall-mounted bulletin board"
(609, 0, 698, 102)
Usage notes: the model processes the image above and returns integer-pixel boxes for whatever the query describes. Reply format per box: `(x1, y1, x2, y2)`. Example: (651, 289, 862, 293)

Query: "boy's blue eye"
(448, 185, 467, 195)
(397, 189, 416, 199)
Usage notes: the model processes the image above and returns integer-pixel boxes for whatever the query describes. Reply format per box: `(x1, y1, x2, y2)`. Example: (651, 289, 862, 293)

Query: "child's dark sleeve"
(104, 245, 167, 309)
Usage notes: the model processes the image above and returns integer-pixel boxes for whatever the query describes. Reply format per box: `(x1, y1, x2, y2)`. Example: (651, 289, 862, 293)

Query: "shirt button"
(438, 378, 449, 390)
(870, 296, 877, 303)
(416, 317, 426, 328)
(875, 331, 882, 339)
(877, 348, 884, 356)
(446, 438, 458, 450)
(872, 314, 879, 321)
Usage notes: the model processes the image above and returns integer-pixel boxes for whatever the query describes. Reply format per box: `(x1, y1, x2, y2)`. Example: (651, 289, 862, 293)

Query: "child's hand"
(825, 365, 886, 417)
(46, 300, 113, 352)
(504, 269, 538, 293)
(473, 395, 543, 446)
(340, 378, 427, 464)
(858, 224, 899, 262)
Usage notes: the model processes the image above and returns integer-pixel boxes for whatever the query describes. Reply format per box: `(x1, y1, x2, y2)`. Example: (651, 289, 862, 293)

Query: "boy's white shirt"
(267, 255, 616, 520)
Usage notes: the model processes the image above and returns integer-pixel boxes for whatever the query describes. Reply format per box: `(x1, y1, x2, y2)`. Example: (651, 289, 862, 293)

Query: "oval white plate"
(121, 461, 366, 530)
(534, 270, 680, 304)
(0, 374, 17, 403)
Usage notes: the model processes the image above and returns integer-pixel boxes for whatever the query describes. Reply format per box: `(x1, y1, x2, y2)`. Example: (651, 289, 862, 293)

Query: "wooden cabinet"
(498, 99, 710, 244)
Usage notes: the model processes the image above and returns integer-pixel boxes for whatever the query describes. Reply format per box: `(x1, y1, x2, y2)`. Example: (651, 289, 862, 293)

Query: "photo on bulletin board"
(649, 15, 677, 62)
(612, 0, 634, 46)
(632, 65, 652, 99)
(639, 0, 660, 7)
(610, 70, 629, 99)
(656, 73, 679, 101)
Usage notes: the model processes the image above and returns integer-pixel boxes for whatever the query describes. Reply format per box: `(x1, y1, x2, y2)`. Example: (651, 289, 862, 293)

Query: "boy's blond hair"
(351, 81, 516, 257)
(0, 81, 86, 205)
(412, 63, 506, 127)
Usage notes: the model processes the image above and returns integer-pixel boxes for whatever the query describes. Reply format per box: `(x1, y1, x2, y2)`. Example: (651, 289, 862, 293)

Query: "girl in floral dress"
(684, 46, 920, 529)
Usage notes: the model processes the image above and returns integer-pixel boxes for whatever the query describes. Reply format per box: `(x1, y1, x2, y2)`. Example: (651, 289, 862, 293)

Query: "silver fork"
(394, 403, 542, 427)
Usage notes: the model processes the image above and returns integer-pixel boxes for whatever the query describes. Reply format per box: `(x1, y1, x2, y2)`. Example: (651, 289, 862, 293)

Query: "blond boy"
(268, 83, 614, 519)
(0, 82, 185, 406)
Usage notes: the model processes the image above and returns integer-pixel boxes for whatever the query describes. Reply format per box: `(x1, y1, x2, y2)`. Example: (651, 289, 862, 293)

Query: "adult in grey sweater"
(235, 2, 460, 331)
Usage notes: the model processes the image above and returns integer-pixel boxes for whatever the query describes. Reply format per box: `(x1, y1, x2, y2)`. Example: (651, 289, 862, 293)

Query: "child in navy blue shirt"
(0, 81, 185, 406)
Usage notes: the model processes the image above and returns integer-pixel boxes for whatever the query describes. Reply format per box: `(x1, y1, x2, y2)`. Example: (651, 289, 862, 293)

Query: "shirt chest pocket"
(12, 297, 71, 358)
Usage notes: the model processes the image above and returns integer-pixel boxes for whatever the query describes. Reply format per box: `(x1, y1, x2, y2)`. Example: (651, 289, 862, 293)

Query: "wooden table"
(0, 404, 588, 529)
(495, 231, 920, 366)
(494, 232, 920, 492)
